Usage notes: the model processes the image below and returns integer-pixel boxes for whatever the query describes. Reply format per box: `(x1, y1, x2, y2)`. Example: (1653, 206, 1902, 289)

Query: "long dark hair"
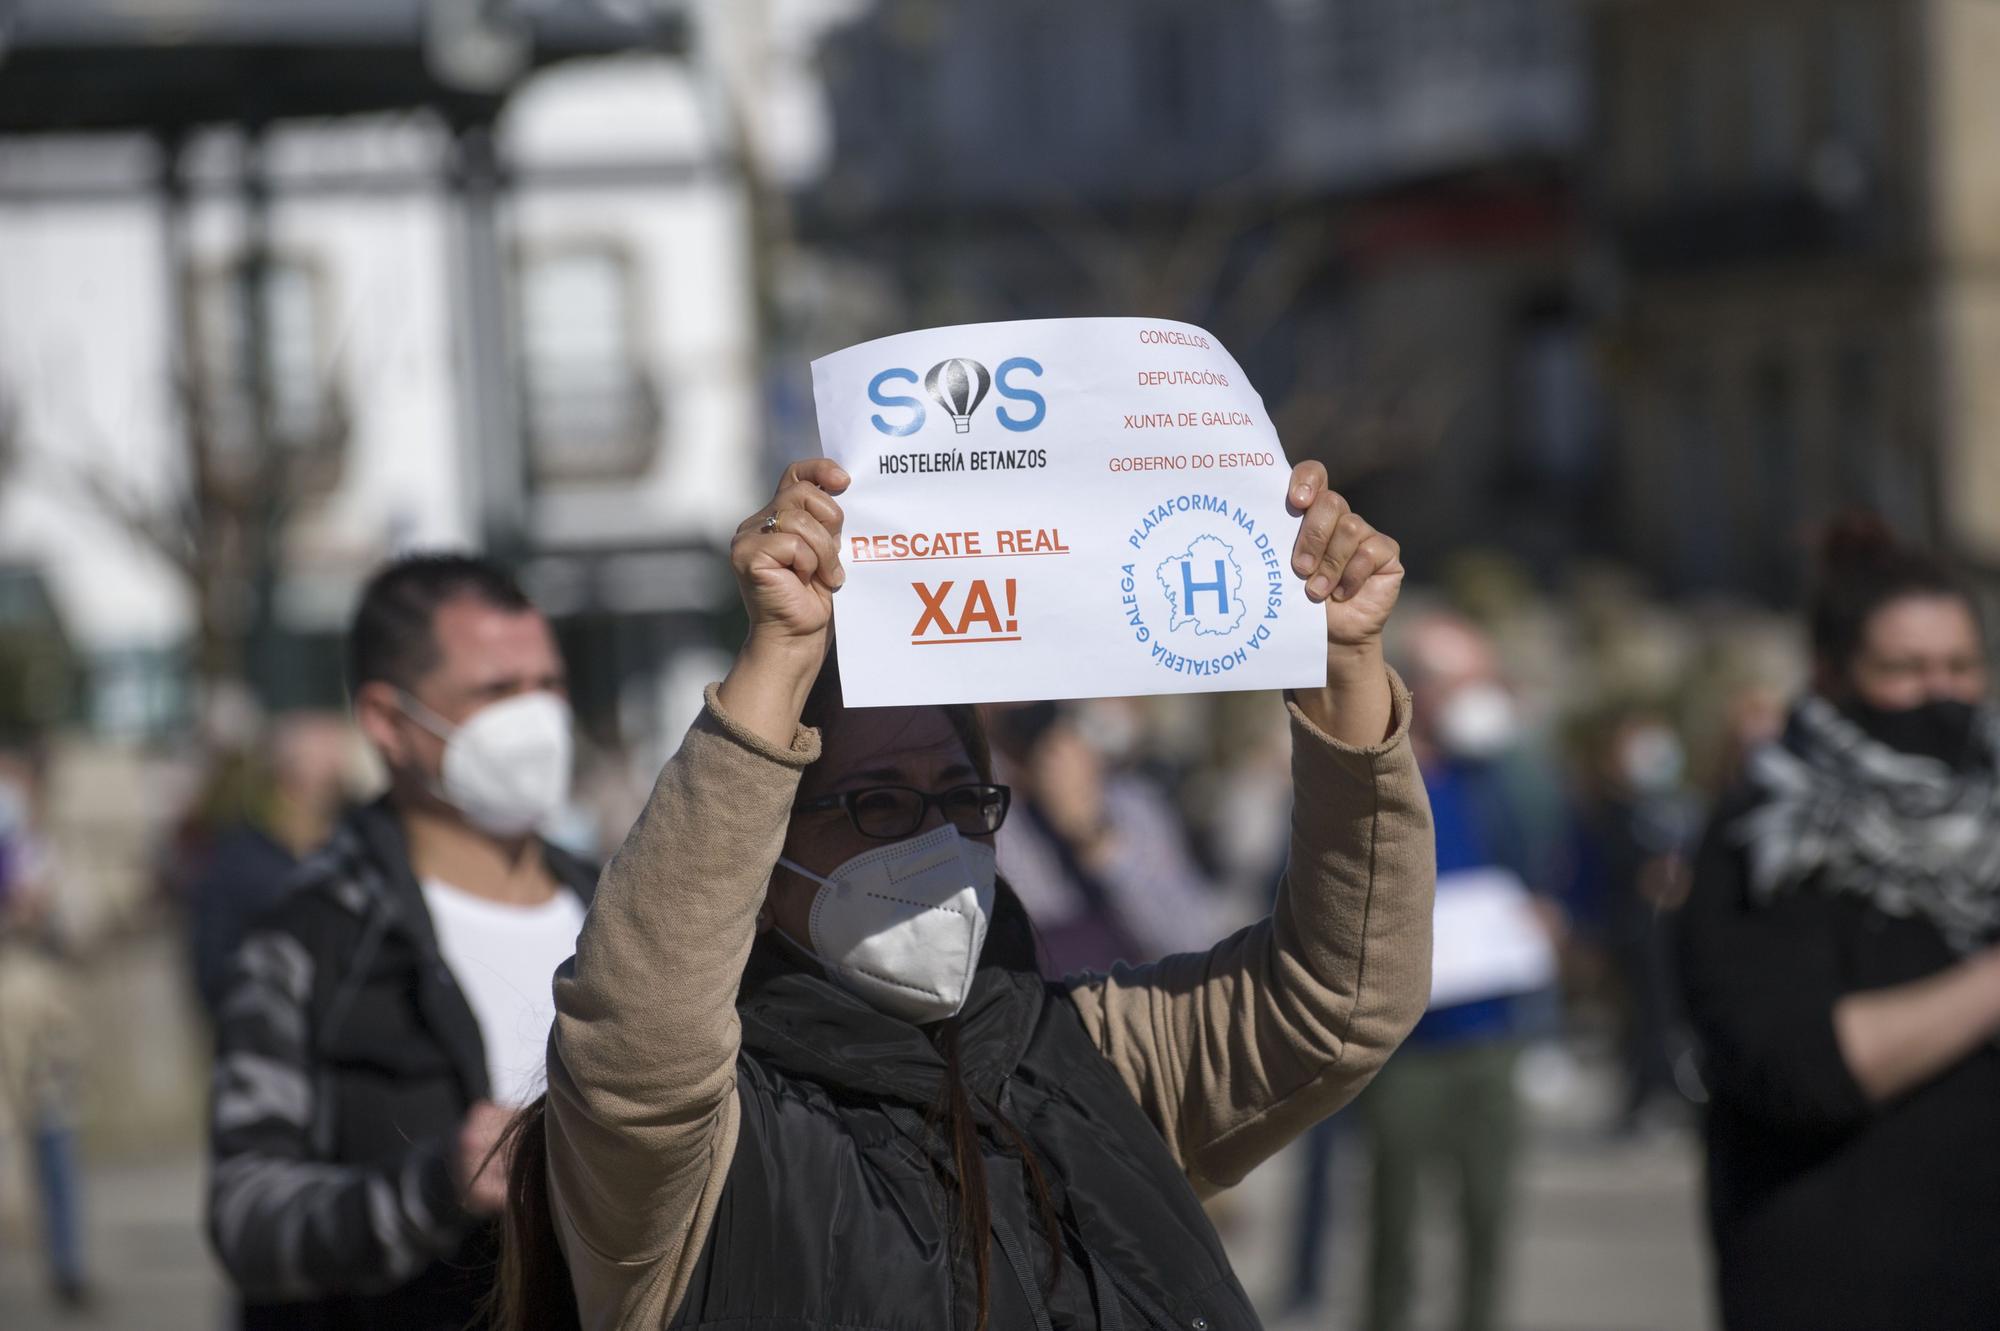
(490, 1095, 574, 1331)
(490, 652, 1059, 1331)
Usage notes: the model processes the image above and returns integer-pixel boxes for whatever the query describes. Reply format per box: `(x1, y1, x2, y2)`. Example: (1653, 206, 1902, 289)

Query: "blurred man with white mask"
(207, 554, 596, 1331)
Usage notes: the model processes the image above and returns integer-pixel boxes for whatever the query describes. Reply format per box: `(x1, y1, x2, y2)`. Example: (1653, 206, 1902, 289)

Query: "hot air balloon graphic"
(924, 358, 991, 434)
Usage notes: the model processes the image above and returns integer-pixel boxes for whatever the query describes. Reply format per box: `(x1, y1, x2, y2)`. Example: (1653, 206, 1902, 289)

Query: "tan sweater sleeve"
(1066, 669, 1434, 1195)
(544, 685, 818, 1331)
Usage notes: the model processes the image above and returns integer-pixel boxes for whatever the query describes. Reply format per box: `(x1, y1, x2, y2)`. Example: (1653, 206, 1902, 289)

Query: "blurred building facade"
(0, 2, 789, 758)
(791, 0, 1598, 578)
(1591, 0, 2000, 598)
(9, 0, 1995, 754)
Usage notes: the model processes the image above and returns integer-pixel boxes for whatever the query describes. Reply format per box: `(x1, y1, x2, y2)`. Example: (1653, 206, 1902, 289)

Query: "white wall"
(503, 54, 763, 549)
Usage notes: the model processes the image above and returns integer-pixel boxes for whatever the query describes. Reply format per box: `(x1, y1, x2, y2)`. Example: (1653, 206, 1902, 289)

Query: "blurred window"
(1671, 367, 1727, 591)
(87, 647, 191, 740)
(1827, 1, 1884, 162)
(1133, 9, 1203, 142)
(1832, 341, 1924, 532)
(1751, 356, 1801, 597)
(1673, 25, 1743, 193)
(1325, 0, 1388, 105)
(1466, 0, 1543, 72)
(516, 243, 659, 484)
(1667, 39, 1709, 192)
(1007, 20, 1059, 148)
(1512, 0, 1564, 67)
(191, 252, 340, 463)
(1607, 21, 1660, 202)
(1515, 317, 1596, 484)
(1405, 0, 1475, 74)
(1832, 342, 1876, 503)
(1749, 18, 1800, 184)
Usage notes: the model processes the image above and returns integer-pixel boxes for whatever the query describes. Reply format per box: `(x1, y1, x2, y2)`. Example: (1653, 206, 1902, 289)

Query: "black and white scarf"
(1735, 696, 2000, 952)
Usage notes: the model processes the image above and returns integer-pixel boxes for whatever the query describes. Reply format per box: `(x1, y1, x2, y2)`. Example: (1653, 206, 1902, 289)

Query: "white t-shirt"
(420, 879, 587, 1107)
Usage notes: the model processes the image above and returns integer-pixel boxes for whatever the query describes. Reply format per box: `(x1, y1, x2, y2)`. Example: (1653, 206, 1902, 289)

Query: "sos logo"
(869, 357, 1047, 437)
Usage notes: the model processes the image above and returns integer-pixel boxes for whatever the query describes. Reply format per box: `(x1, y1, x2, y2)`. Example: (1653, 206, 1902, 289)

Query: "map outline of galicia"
(1157, 535, 1245, 636)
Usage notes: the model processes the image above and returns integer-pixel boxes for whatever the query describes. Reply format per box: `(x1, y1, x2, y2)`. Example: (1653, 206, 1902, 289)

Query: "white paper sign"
(810, 318, 1327, 707)
(1427, 867, 1560, 1008)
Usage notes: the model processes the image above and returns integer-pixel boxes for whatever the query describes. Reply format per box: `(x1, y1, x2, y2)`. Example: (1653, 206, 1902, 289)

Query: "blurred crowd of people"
(982, 590, 1766, 1331)
(0, 546, 1791, 1325)
(15, 515, 2000, 1330)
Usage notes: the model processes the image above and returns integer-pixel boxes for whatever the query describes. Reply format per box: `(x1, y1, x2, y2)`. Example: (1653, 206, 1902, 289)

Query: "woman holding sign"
(494, 459, 1435, 1331)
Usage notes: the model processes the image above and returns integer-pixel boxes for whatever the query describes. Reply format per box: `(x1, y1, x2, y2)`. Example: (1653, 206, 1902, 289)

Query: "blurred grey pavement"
(0, 1047, 1712, 1331)
(0, 1154, 224, 1331)
(1231, 1047, 1714, 1331)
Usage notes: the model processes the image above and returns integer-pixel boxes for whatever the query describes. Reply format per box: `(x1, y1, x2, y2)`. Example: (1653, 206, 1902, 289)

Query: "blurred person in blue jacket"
(1359, 612, 1561, 1331)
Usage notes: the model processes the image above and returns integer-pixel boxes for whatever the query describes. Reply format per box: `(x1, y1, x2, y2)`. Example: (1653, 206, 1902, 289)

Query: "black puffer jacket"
(666, 920, 1260, 1330)
(208, 798, 595, 1330)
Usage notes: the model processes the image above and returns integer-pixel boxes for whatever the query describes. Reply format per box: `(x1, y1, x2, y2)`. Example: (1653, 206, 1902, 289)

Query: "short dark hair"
(1809, 511, 1977, 672)
(347, 553, 534, 693)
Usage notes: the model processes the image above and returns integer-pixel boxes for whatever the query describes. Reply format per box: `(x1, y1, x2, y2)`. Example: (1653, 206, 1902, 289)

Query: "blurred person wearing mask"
(1355, 612, 1560, 1331)
(0, 742, 92, 1309)
(991, 699, 1235, 976)
(207, 555, 596, 1331)
(1681, 516, 2000, 1330)
(1568, 707, 1702, 1132)
(484, 459, 1434, 1331)
(188, 710, 356, 1019)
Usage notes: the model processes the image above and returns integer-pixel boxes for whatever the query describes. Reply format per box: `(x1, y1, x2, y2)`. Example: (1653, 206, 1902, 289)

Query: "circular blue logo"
(1117, 493, 1285, 679)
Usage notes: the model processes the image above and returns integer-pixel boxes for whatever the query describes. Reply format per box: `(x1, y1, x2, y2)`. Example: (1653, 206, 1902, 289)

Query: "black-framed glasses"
(797, 783, 1012, 840)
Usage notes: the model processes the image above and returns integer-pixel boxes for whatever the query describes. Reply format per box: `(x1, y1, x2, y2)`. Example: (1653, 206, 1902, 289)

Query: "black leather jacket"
(207, 797, 595, 1330)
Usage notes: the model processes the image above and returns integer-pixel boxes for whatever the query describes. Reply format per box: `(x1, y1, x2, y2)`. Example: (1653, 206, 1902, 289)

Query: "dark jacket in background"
(190, 824, 301, 1019)
(1680, 785, 2000, 1331)
(207, 798, 596, 1331)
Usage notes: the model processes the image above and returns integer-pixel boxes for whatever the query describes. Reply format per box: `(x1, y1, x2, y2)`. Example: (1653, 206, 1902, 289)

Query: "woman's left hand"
(1285, 461, 1401, 746)
(1287, 461, 1403, 650)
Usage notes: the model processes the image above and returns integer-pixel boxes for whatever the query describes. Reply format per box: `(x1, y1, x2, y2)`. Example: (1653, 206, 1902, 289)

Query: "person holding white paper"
(493, 457, 1436, 1331)
(1349, 612, 1563, 1331)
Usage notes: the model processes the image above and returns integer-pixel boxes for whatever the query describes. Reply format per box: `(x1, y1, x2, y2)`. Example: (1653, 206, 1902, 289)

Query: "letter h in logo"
(1181, 559, 1231, 616)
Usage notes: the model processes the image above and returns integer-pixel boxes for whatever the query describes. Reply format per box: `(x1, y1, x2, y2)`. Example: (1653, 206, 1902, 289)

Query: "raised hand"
(719, 459, 852, 746)
(1285, 460, 1403, 745)
(731, 458, 851, 649)
(1286, 460, 1404, 650)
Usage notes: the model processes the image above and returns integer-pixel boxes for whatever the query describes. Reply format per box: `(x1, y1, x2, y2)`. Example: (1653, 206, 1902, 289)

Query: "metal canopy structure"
(0, 0, 686, 132)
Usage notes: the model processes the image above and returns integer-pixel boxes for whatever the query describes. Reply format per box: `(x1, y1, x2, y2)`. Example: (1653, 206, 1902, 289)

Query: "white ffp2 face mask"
(400, 690, 574, 838)
(778, 823, 996, 1024)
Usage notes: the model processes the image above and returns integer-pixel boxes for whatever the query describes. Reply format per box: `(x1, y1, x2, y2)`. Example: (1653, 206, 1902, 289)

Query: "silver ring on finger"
(761, 514, 780, 534)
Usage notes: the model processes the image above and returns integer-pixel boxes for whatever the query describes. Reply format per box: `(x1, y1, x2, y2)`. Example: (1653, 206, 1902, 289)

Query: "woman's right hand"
(719, 460, 850, 746)
(731, 459, 850, 650)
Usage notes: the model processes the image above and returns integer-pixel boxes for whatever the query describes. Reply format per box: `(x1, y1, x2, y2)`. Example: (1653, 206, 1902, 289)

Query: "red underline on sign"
(909, 636, 1024, 646)
(856, 551, 1071, 564)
